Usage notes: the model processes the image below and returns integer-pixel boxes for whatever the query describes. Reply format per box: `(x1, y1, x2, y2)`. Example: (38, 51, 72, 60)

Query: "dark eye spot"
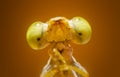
(37, 38, 41, 41)
(78, 33, 82, 36)
(59, 49, 64, 54)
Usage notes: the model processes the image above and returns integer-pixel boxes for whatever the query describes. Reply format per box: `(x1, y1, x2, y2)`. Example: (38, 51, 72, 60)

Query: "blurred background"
(0, 0, 120, 77)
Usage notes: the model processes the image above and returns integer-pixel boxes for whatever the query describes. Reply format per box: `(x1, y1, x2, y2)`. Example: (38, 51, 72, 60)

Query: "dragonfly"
(26, 17, 92, 77)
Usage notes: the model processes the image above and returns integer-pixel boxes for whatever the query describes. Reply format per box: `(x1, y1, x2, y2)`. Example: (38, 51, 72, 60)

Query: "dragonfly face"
(26, 17, 92, 50)
(46, 17, 72, 42)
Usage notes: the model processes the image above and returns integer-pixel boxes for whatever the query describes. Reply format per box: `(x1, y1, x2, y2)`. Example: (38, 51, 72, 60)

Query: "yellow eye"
(70, 17, 92, 44)
(26, 22, 49, 50)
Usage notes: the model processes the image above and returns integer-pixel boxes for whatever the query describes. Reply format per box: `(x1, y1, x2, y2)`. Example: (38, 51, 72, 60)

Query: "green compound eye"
(26, 22, 49, 50)
(71, 17, 92, 44)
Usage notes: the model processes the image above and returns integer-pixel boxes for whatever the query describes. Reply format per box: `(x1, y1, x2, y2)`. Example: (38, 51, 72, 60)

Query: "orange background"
(0, 0, 120, 77)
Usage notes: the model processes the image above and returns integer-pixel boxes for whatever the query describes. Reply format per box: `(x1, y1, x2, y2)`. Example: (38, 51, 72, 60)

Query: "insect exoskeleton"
(46, 17, 73, 42)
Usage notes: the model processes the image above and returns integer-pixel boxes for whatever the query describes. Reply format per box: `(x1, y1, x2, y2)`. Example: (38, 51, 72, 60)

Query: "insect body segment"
(46, 17, 72, 42)
(40, 43, 89, 77)
(26, 17, 92, 50)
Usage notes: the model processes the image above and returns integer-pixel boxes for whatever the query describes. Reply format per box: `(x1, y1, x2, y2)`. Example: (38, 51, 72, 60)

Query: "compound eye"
(26, 22, 49, 50)
(71, 17, 92, 44)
